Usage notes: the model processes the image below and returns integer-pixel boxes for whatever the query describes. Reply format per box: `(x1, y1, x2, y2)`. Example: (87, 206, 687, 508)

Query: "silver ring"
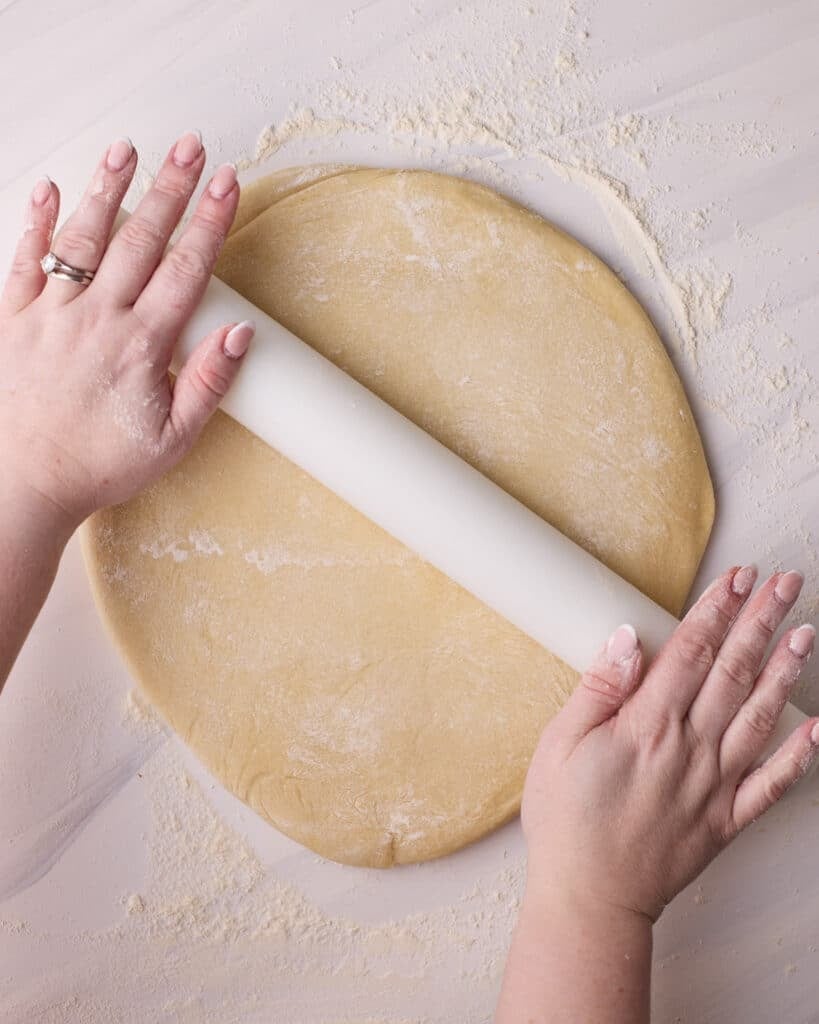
(40, 251, 95, 285)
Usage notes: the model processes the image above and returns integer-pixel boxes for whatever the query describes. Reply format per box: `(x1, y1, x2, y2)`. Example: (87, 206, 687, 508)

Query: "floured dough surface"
(83, 167, 714, 866)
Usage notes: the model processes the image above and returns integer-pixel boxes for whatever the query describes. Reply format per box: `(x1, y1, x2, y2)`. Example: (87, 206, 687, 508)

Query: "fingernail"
(607, 624, 637, 664)
(811, 722, 819, 746)
(731, 564, 757, 597)
(173, 130, 203, 168)
(209, 163, 238, 199)
(775, 570, 804, 605)
(789, 624, 815, 660)
(106, 136, 134, 171)
(31, 176, 52, 206)
(224, 319, 255, 359)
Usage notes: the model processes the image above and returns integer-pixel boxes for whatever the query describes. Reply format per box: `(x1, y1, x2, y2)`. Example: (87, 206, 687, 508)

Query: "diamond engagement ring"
(40, 251, 95, 285)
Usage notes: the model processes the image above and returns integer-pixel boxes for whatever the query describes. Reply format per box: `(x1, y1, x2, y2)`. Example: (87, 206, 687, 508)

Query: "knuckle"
(191, 207, 228, 240)
(716, 652, 756, 696)
(57, 224, 99, 256)
(195, 355, 231, 399)
(167, 245, 210, 284)
(152, 175, 192, 204)
(763, 772, 789, 806)
(582, 670, 623, 704)
(714, 815, 738, 845)
(677, 633, 718, 672)
(121, 215, 164, 256)
(11, 252, 42, 278)
(702, 596, 734, 633)
(742, 701, 778, 741)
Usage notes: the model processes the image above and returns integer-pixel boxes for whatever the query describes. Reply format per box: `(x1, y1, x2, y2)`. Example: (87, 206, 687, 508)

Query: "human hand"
(522, 566, 818, 923)
(0, 131, 254, 535)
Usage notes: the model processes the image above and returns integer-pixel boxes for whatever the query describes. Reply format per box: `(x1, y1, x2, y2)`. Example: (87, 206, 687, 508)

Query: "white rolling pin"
(158, 245, 805, 761)
(174, 274, 681, 668)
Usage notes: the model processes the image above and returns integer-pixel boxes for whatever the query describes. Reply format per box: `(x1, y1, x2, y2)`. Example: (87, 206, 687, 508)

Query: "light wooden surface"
(1, 1, 817, 1020)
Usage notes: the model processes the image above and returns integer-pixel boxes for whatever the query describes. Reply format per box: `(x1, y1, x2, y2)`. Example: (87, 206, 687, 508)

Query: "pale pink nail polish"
(731, 564, 757, 597)
(789, 624, 815, 659)
(173, 130, 203, 168)
(775, 570, 804, 605)
(209, 163, 238, 199)
(31, 176, 52, 206)
(224, 320, 255, 359)
(811, 722, 819, 746)
(106, 137, 134, 171)
(607, 624, 637, 664)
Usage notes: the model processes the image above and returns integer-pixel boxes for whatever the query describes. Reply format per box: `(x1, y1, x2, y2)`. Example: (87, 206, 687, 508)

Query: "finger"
(731, 716, 819, 832)
(688, 571, 803, 741)
(93, 130, 205, 306)
(131, 163, 239, 360)
(720, 624, 815, 777)
(163, 319, 254, 455)
(0, 177, 58, 314)
(556, 625, 644, 746)
(41, 137, 136, 307)
(642, 566, 757, 721)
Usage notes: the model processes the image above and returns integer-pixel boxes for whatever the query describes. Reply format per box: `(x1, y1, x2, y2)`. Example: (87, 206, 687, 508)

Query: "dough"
(83, 167, 714, 866)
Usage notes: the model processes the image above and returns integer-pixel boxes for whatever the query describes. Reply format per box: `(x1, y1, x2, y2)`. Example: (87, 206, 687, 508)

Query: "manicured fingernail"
(731, 564, 757, 597)
(31, 176, 52, 206)
(789, 624, 815, 660)
(775, 570, 804, 605)
(173, 130, 203, 168)
(607, 624, 637, 664)
(224, 319, 255, 359)
(106, 136, 134, 171)
(811, 722, 819, 746)
(209, 163, 237, 199)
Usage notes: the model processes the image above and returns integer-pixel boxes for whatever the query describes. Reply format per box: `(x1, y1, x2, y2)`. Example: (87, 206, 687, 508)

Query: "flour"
(10, 2, 815, 1021)
(2, 697, 521, 1021)
(227, 0, 816, 664)
(243, 545, 413, 575)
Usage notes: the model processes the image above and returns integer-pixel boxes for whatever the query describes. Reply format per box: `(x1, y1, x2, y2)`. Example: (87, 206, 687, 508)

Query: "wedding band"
(40, 251, 95, 285)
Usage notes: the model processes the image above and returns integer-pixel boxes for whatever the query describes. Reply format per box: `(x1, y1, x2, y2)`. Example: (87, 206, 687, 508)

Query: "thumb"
(166, 319, 255, 453)
(558, 625, 643, 746)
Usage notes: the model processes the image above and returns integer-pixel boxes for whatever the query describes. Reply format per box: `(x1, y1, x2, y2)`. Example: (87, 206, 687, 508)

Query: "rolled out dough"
(83, 167, 714, 866)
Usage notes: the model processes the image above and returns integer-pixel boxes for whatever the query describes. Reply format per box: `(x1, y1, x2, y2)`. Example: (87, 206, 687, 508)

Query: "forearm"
(0, 478, 74, 688)
(496, 870, 653, 1024)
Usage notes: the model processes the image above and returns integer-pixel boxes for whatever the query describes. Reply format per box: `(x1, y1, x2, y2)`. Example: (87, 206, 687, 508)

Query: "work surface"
(1, 0, 818, 1020)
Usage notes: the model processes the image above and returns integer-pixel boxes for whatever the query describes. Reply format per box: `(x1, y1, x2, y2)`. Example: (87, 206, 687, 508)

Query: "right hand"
(522, 566, 817, 923)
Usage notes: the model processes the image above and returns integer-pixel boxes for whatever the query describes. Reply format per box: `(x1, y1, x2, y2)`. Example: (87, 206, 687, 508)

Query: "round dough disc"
(83, 167, 714, 867)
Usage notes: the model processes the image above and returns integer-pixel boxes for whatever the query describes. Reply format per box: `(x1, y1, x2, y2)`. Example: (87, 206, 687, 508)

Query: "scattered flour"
(8, 1, 816, 1020)
(228, 0, 816, 679)
(0, 693, 523, 1021)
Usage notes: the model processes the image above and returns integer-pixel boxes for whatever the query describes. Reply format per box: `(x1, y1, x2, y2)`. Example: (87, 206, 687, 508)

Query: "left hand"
(0, 131, 254, 535)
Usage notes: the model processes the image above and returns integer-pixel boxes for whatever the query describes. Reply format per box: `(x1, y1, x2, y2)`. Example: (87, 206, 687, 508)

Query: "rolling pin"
(157, 244, 806, 762)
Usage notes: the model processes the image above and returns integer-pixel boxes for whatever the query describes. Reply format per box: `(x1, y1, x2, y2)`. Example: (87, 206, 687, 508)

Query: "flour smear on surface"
(3, 0, 817, 1021)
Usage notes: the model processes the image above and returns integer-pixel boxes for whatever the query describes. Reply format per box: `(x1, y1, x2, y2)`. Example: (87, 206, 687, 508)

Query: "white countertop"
(1, 1, 818, 1020)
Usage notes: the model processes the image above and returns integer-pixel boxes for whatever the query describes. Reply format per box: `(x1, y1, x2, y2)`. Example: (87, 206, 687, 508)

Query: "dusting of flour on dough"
(232, 0, 816, 689)
(20, 4, 813, 1023)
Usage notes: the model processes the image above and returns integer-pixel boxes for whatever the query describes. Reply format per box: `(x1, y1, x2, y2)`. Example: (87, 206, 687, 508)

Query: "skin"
(0, 132, 254, 684)
(497, 569, 818, 1022)
(1, 134, 817, 1022)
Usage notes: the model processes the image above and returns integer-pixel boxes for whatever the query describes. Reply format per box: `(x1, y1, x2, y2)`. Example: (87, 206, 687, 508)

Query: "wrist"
(522, 860, 655, 937)
(498, 861, 653, 1024)
(0, 470, 76, 688)
(2, 472, 79, 553)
